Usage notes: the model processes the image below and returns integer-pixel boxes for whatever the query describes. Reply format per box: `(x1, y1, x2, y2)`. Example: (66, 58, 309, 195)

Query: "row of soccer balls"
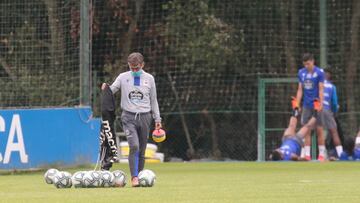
(44, 168, 156, 188)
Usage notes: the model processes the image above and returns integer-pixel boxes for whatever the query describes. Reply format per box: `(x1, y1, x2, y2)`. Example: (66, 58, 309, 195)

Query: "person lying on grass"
(269, 98, 321, 161)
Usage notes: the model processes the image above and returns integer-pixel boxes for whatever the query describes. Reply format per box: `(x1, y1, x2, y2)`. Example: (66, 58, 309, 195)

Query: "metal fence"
(1, 0, 360, 161)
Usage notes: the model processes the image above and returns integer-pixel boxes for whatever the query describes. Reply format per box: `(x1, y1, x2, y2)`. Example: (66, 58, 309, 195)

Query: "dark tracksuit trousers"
(100, 85, 118, 170)
(121, 111, 152, 177)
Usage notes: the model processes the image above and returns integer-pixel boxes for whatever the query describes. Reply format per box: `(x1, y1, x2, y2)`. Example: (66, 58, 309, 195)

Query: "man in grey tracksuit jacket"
(103, 52, 162, 187)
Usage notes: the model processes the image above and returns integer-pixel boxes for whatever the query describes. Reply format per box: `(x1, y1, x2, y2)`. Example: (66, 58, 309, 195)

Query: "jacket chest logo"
(128, 90, 144, 102)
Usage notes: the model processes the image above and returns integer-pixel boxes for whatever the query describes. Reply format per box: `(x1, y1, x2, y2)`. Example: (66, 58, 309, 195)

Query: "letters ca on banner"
(0, 114, 28, 164)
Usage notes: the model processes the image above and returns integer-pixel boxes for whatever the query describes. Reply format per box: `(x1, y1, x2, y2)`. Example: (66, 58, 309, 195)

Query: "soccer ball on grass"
(138, 169, 156, 187)
(53, 171, 72, 188)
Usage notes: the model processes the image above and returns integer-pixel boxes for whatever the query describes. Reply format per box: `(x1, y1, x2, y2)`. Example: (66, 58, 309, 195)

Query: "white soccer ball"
(138, 169, 156, 187)
(72, 171, 86, 188)
(44, 168, 59, 184)
(83, 171, 101, 188)
(112, 170, 127, 187)
(99, 170, 115, 187)
(53, 171, 72, 188)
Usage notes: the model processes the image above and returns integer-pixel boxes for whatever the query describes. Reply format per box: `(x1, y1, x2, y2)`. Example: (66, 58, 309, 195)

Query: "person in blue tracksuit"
(322, 69, 343, 159)
(270, 98, 321, 161)
(339, 130, 360, 161)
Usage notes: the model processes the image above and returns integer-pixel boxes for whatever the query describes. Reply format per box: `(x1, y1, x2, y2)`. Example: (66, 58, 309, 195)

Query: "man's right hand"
(291, 96, 299, 110)
(291, 97, 300, 117)
(101, 83, 107, 90)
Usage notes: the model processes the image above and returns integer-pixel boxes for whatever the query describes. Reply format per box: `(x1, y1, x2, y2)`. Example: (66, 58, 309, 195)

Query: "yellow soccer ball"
(152, 129, 166, 143)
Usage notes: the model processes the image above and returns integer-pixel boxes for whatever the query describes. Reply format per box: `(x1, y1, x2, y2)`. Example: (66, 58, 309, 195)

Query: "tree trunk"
(280, 0, 297, 75)
(0, 57, 16, 81)
(345, 0, 360, 133)
(202, 110, 221, 159)
(43, 0, 65, 71)
(167, 73, 195, 158)
(115, 0, 144, 75)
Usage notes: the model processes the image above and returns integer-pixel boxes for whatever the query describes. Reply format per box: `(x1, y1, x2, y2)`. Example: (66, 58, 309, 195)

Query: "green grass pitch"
(0, 162, 360, 203)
